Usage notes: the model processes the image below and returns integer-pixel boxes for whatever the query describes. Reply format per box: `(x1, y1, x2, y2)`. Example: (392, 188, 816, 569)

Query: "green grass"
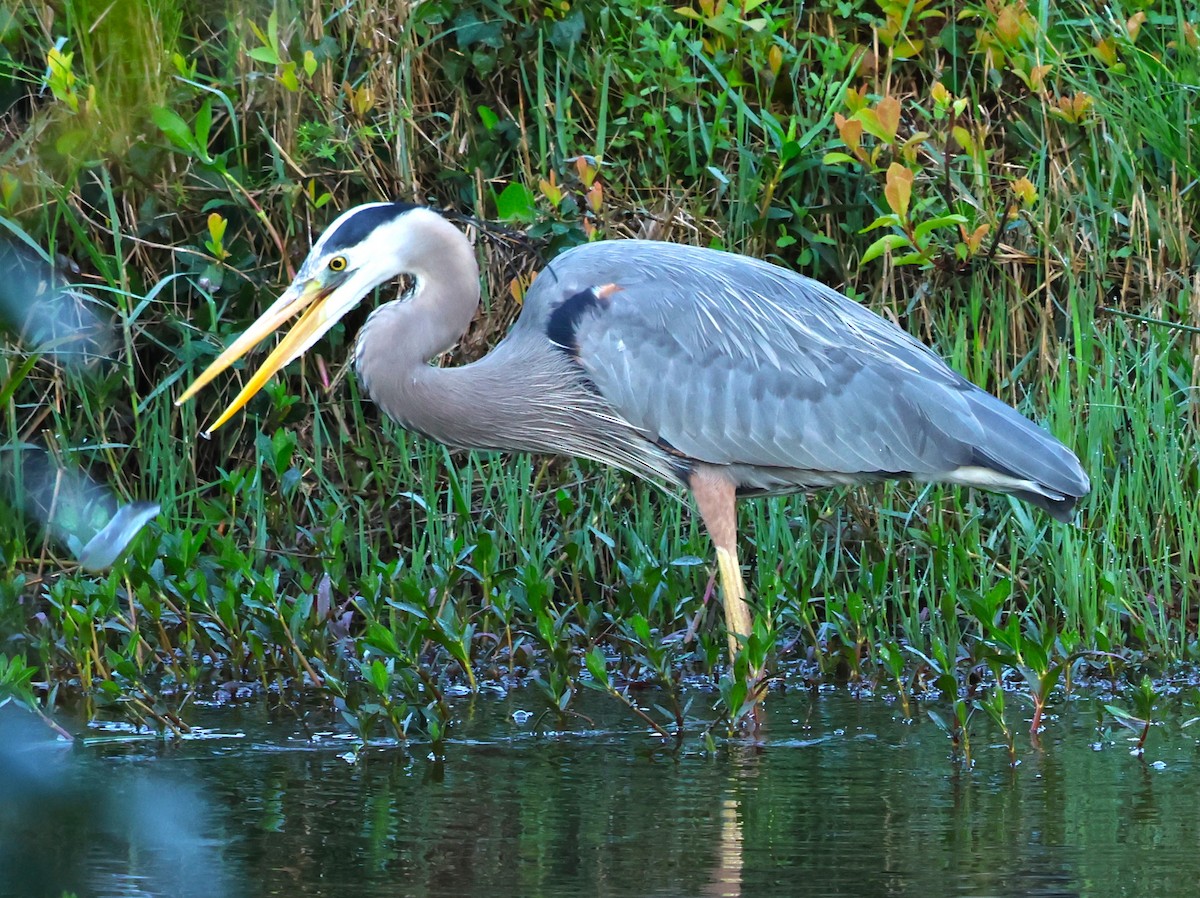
(0, 0, 1198, 745)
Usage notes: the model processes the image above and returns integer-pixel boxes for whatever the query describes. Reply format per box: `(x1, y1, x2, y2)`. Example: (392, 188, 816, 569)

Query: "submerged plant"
(1105, 676, 1159, 757)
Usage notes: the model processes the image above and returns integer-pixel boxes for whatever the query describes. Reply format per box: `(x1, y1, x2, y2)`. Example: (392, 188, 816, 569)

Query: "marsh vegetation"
(0, 0, 1198, 754)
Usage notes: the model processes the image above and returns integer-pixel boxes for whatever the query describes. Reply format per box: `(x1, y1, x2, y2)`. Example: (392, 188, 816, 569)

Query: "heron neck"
(353, 223, 509, 444)
(355, 264, 583, 455)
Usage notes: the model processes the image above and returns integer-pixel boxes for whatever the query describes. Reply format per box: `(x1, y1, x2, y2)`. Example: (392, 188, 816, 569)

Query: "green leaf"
(477, 105, 499, 130)
(247, 46, 282, 65)
(364, 621, 401, 656)
(706, 165, 730, 185)
(1105, 704, 1140, 725)
(549, 7, 585, 49)
(280, 62, 300, 92)
(266, 9, 280, 54)
(629, 613, 652, 645)
(913, 214, 968, 241)
(193, 99, 213, 151)
(821, 151, 858, 166)
(585, 647, 609, 686)
(495, 182, 536, 222)
(368, 659, 391, 693)
(926, 709, 951, 734)
(860, 214, 901, 233)
(861, 233, 909, 264)
(151, 106, 200, 156)
(0, 353, 39, 408)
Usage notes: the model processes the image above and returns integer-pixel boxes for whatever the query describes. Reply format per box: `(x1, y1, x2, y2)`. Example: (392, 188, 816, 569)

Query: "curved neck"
(353, 220, 508, 444)
(350, 220, 668, 478)
(366, 215, 482, 368)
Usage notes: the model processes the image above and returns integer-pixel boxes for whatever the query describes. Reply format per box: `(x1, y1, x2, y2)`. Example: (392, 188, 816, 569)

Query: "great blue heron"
(177, 202, 1090, 682)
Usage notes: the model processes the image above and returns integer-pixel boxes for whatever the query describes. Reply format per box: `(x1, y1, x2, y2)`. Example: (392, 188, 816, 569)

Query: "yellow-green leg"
(690, 465, 759, 680)
(715, 545, 753, 666)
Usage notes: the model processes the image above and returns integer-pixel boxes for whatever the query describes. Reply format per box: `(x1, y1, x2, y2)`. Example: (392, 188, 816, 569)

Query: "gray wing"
(518, 240, 1086, 501)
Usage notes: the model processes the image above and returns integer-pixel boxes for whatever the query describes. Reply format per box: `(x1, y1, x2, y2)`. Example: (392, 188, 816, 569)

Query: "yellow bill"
(175, 279, 333, 435)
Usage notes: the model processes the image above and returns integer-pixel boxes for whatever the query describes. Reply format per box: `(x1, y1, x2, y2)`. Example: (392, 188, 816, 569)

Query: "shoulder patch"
(546, 284, 621, 355)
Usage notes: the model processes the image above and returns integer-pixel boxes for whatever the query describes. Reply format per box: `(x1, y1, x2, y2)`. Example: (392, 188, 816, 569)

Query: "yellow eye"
(328, 256, 347, 272)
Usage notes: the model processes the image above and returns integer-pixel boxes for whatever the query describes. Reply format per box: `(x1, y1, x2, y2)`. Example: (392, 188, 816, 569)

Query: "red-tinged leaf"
(586, 181, 603, 214)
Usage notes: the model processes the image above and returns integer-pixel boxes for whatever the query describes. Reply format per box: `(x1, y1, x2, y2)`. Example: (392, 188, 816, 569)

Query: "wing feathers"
(521, 240, 1089, 510)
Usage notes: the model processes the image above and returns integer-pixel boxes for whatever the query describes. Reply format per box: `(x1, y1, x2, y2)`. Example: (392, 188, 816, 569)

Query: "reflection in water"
(706, 795, 743, 898)
(1, 690, 1197, 898)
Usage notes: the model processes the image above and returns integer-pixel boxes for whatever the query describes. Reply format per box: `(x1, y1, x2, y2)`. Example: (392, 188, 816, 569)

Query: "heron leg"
(716, 545, 754, 664)
(689, 465, 757, 672)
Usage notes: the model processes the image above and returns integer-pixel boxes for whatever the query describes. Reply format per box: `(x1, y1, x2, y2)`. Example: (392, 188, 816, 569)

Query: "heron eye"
(328, 256, 348, 272)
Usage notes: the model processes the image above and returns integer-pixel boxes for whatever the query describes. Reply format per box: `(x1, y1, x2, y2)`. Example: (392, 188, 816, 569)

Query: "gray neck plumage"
(350, 218, 675, 483)
(349, 224, 577, 454)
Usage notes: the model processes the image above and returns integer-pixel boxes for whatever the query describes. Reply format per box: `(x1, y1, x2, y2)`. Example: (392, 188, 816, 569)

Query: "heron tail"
(958, 389, 1090, 522)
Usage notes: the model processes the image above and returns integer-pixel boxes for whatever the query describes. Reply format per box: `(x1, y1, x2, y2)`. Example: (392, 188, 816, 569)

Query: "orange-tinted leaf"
(586, 181, 603, 214)
(1028, 64, 1052, 90)
(538, 174, 563, 208)
(575, 156, 598, 188)
(876, 96, 901, 142)
(1126, 11, 1146, 42)
(510, 272, 534, 303)
(884, 163, 913, 219)
(1094, 38, 1118, 68)
(768, 44, 783, 77)
(1052, 92, 1094, 124)
(1012, 176, 1037, 206)
(835, 113, 863, 151)
(995, 6, 1021, 44)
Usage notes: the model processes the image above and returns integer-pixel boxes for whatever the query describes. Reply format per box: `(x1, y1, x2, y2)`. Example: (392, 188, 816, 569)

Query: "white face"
(273, 205, 433, 365)
(177, 203, 432, 431)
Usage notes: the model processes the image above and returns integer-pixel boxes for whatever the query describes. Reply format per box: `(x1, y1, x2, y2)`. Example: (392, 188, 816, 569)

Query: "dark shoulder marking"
(546, 284, 620, 356)
(324, 202, 422, 253)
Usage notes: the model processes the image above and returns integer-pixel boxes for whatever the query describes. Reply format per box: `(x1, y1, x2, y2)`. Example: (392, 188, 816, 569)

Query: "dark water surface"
(1, 689, 1197, 898)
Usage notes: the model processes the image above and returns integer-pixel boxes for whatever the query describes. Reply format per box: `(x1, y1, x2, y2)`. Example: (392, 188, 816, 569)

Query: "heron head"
(175, 202, 429, 434)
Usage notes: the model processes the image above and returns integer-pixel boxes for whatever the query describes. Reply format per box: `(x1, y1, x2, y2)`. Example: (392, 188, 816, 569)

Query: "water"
(1, 689, 1196, 898)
